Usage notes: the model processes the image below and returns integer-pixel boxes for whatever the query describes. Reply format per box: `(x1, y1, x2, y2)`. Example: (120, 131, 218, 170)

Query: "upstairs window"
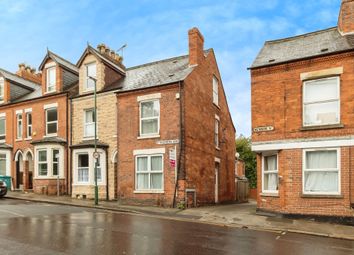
(213, 76, 219, 106)
(26, 112, 32, 138)
(46, 67, 56, 93)
(140, 100, 160, 136)
(46, 108, 58, 135)
(84, 109, 96, 138)
(0, 117, 5, 141)
(303, 77, 340, 126)
(16, 114, 22, 139)
(0, 78, 4, 102)
(85, 62, 96, 91)
(215, 117, 220, 148)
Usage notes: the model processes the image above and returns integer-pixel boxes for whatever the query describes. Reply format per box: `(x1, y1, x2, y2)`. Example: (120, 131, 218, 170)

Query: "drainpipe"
(69, 97, 73, 196)
(66, 94, 69, 195)
(172, 81, 184, 208)
(106, 148, 109, 200)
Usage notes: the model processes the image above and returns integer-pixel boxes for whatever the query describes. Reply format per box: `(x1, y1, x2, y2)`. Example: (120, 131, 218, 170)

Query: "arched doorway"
(25, 150, 34, 190)
(15, 150, 24, 190)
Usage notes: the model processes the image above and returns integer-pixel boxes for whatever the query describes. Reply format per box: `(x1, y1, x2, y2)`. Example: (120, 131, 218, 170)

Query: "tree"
(236, 135, 257, 188)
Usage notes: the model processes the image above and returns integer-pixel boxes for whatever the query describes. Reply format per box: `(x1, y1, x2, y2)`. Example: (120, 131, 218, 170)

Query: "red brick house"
(116, 28, 236, 207)
(0, 50, 78, 194)
(251, 0, 354, 220)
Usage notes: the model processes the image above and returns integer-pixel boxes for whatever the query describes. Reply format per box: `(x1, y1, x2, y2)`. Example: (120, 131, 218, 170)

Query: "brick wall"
(338, 0, 354, 35)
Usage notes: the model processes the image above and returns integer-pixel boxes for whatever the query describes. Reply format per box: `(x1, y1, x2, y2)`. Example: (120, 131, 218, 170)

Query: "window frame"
(302, 148, 341, 195)
(215, 117, 220, 149)
(26, 112, 32, 139)
(262, 153, 279, 194)
(85, 62, 97, 91)
(46, 66, 56, 93)
(139, 99, 160, 137)
(84, 108, 96, 138)
(0, 116, 5, 142)
(213, 76, 219, 106)
(52, 149, 59, 176)
(77, 153, 90, 184)
(16, 113, 23, 139)
(37, 149, 48, 177)
(135, 154, 164, 192)
(0, 78, 4, 102)
(0, 153, 6, 176)
(45, 107, 58, 136)
(302, 76, 340, 127)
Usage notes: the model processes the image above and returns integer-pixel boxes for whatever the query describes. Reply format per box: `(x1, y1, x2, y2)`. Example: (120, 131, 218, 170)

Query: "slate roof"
(31, 137, 67, 145)
(251, 27, 354, 69)
(0, 68, 39, 90)
(103, 51, 208, 93)
(39, 50, 79, 73)
(70, 139, 109, 149)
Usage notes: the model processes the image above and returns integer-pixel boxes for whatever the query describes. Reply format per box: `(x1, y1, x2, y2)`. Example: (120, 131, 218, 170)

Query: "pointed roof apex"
(38, 50, 78, 74)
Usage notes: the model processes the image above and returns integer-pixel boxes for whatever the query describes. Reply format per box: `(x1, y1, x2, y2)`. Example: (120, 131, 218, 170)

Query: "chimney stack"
(338, 0, 354, 35)
(16, 63, 42, 84)
(188, 27, 205, 66)
(96, 43, 126, 70)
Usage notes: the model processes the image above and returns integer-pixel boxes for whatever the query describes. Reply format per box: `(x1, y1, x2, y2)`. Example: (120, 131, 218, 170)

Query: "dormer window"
(46, 67, 56, 93)
(85, 62, 96, 91)
(0, 78, 4, 102)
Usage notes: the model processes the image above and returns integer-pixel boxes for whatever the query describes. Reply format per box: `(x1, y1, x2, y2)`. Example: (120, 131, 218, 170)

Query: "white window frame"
(0, 78, 4, 102)
(135, 154, 164, 192)
(45, 107, 58, 136)
(215, 115, 220, 149)
(46, 66, 56, 93)
(77, 153, 90, 184)
(34, 145, 64, 179)
(302, 148, 341, 195)
(0, 116, 5, 142)
(84, 109, 96, 138)
(139, 100, 160, 137)
(37, 149, 48, 177)
(85, 62, 96, 91)
(16, 113, 23, 139)
(213, 76, 219, 106)
(262, 153, 279, 194)
(303, 76, 340, 127)
(26, 112, 32, 139)
(52, 149, 60, 176)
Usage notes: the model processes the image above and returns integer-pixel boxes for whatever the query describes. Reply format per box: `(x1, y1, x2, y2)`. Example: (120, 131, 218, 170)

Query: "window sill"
(134, 190, 164, 194)
(137, 134, 160, 140)
(260, 192, 279, 197)
(301, 194, 343, 199)
(15, 139, 22, 142)
(215, 146, 220, 151)
(213, 102, 220, 109)
(300, 123, 344, 131)
(0, 140, 5, 144)
(34, 177, 65, 180)
(44, 134, 58, 138)
(44, 91, 56, 95)
(72, 183, 106, 186)
(24, 137, 32, 141)
(82, 137, 99, 141)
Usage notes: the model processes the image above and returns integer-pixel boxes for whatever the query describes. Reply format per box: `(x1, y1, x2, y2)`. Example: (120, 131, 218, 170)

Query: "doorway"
(215, 162, 220, 203)
(16, 153, 24, 189)
(27, 153, 34, 189)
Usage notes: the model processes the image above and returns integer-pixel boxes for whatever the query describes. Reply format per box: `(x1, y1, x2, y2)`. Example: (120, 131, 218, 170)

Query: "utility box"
(0, 176, 12, 190)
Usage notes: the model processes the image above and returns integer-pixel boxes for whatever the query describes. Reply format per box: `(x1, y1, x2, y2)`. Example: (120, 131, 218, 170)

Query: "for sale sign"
(169, 148, 176, 168)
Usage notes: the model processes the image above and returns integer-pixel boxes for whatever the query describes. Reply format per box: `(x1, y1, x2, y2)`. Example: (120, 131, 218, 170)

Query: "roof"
(0, 68, 38, 90)
(39, 50, 78, 73)
(70, 140, 109, 149)
(31, 137, 67, 145)
(251, 27, 354, 69)
(76, 45, 126, 75)
(106, 51, 205, 93)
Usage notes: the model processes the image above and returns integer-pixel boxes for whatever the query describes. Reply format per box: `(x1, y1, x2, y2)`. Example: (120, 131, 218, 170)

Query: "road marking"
(0, 208, 25, 217)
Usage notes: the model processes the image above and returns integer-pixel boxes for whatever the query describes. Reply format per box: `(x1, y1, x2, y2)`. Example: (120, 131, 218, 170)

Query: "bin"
(0, 176, 11, 189)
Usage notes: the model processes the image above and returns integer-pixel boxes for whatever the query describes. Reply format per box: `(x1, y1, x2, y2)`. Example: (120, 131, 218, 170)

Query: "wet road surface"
(0, 199, 352, 255)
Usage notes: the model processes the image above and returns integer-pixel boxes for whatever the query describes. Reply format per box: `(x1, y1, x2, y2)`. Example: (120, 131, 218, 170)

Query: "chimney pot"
(97, 43, 106, 54)
(188, 27, 205, 66)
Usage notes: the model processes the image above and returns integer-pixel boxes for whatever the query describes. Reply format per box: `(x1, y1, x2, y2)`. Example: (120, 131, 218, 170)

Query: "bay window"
(140, 100, 160, 136)
(136, 154, 163, 191)
(303, 149, 340, 195)
(52, 149, 59, 176)
(78, 154, 89, 183)
(303, 77, 340, 126)
(35, 146, 63, 178)
(262, 154, 278, 193)
(38, 150, 48, 176)
(46, 67, 56, 92)
(46, 108, 58, 135)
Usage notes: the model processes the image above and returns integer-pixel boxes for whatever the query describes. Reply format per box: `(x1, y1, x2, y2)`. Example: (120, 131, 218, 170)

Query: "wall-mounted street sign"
(253, 126, 274, 132)
(156, 139, 179, 145)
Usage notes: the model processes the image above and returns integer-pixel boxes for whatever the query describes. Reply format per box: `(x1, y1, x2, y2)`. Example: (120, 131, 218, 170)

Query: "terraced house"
(251, 0, 354, 220)
(0, 51, 78, 195)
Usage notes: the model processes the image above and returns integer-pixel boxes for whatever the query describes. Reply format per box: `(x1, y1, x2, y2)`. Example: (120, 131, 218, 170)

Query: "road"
(0, 199, 352, 255)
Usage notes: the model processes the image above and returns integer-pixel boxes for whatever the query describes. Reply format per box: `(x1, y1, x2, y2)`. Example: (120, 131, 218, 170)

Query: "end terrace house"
(251, 0, 354, 219)
(0, 51, 78, 194)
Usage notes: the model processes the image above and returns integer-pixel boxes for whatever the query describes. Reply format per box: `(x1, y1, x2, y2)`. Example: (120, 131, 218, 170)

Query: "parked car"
(0, 180, 7, 197)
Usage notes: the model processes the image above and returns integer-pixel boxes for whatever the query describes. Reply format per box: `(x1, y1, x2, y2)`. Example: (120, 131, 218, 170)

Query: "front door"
(215, 163, 219, 203)
(16, 158, 23, 189)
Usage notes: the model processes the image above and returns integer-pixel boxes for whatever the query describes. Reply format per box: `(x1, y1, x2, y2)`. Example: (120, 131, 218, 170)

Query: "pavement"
(0, 199, 353, 255)
(5, 191, 354, 241)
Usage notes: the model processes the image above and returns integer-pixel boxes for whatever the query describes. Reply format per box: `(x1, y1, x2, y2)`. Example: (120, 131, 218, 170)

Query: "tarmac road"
(0, 198, 352, 255)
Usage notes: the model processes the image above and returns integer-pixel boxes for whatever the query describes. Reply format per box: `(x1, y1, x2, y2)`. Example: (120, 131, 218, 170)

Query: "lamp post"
(89, 76, 98, 205)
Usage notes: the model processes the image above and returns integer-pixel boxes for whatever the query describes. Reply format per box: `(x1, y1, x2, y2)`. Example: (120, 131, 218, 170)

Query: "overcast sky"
(0, 0, 341, 136)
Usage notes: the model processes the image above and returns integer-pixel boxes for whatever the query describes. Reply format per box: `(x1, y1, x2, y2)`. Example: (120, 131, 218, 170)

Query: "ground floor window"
(35, 145, 64, 178)
(73, 148, 106, 185)
(303, 148, 340, 195)
(262, 154, 278, 193)
(135, 154, 163, 191)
